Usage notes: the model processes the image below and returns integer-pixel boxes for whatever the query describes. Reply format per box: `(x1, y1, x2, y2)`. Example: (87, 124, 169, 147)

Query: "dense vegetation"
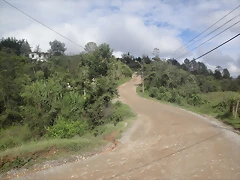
(0, 38, 133, 152)
(119, 54, 240, 129)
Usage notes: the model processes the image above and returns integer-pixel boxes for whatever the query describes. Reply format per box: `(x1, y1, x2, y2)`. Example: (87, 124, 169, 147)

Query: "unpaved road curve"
(15, 77, 240, 180)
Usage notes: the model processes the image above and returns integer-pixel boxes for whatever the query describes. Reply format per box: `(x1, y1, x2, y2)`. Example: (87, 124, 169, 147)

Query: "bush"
(169, 90, 182, 105)
(187, 94, 202, 106)
(149, 87, 159, 98)
(108, 101, 134, 126)
(46, 117, 87, 139)
(158, 86, 167, 93)
(122, 65, 133, 77)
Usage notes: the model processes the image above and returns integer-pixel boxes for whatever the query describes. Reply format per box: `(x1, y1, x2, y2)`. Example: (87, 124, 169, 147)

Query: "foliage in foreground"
(0, 38, 133, 151)
(0, 101, 134, 173)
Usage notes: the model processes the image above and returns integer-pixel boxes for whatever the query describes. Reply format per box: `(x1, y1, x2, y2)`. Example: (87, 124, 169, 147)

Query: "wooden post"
(234, 101, 239, 119)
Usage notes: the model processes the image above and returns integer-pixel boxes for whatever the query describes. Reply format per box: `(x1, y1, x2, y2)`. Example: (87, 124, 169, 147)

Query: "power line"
(175, 20, 240, 59)
(173, 14, 240, 58)
(195, 33, 240, 60)
(168, 4, 240, 57)
(2, 0, 85, 49)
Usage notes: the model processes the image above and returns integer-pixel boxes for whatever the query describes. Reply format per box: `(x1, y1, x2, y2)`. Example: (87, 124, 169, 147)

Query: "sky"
(0, 0, 240, 76)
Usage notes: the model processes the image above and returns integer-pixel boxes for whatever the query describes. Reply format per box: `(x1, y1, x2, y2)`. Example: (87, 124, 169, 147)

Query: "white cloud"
(113, 51, 123, 58)
(0, 0, 239, 76)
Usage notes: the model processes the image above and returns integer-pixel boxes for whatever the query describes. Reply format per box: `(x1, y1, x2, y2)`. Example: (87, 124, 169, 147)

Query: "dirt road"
(15, 77, 240, 180)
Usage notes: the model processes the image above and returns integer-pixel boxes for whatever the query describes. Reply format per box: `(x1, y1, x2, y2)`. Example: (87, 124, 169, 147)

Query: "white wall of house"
(29, 52, 49, 62)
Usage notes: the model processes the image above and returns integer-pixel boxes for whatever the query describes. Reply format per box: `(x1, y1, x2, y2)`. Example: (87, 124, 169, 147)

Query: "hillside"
(120, 58, 240, 130)
(0, 38, 134, 172)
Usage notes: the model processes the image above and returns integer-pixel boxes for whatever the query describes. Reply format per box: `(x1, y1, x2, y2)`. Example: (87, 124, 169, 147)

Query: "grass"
(0, 135, 103, 158)
(0, 134, 105, 174)
(116, 77, 131, 86)
(136, 86, 240, 130)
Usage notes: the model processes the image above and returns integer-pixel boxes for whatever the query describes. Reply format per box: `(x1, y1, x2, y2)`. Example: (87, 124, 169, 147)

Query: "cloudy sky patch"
(0, 0, 239, 76)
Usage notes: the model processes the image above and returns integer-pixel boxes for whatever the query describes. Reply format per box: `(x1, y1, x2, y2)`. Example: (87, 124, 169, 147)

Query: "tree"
(190, 59, 199, 72)
(167, 59, 180, 67)
(49, 40, 67, 55)
(94, 43, 113, 59)
(216, 66, 222, 72)
(0, 50, 31, 128)
(0, 37, 27, 55)
(34, 44, 41, 53)
(152, 48, 160, 60)
(182, 58, 191, 71)
(197, 62, 209, 75)
(222, 68, 231, 79)
(142, 55, 151, 64)
(213, 70, 222, 80)
(84, 42, 97, 53)
(20, 41, 31, 56)
(121, 53, 133, 65)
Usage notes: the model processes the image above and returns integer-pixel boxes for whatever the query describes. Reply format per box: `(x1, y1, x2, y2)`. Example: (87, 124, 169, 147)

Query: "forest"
(119, 53, 240, 130)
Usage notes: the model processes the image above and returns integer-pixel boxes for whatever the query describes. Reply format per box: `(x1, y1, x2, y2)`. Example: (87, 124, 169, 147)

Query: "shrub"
(187, 94, 202, 106)
(108, 101, 134, 126)
(46, 117, 87, 139)
(169, 90, 182, 105)
(159, 91, 172, 102)
(149, 87, 159, 98)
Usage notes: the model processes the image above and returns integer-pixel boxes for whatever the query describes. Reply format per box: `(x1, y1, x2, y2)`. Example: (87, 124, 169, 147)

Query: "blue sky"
(0, 0, 240, 76)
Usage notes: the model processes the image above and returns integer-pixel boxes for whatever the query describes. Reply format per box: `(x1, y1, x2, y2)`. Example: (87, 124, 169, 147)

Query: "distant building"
(29, 52, 50, 62)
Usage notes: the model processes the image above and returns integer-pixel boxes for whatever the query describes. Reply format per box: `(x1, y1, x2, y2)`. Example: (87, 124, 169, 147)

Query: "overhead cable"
(168, 4, 240, 57)
(2, 0, 85, 49)
(195, 33, 240, 60)
(176, 20, 240, 59)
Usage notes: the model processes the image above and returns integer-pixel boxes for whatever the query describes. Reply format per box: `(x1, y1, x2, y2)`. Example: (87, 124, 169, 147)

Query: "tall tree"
(142, 55, 151, 64)
(216, 66, 223, 72)
(0, 37, 26, 55)
(34, 44, 41, 53)
(49, 40, 66, 56)
(152, 48, 160, 61)
(167, 58, 180, 67)
(213, 70, 222, 80)
(222, 68, 231, 79)
(84, 42, 97, 53)
(20, 41, 31, 56)
(94, 43, 113, 59)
